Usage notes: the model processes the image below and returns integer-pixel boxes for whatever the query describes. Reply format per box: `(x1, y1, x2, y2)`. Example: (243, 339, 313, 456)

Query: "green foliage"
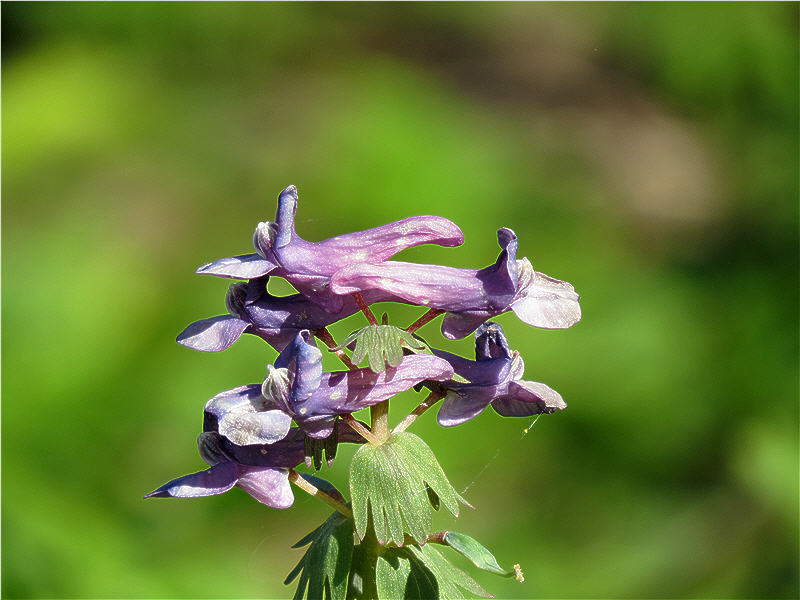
(335, 324, 429, 373)
(410, 544, 492, 599)
(349, 433, 461, 545)
(443, 531, 516, 578)
(375, 544, 492, 599)
(285, 511, 355, 600)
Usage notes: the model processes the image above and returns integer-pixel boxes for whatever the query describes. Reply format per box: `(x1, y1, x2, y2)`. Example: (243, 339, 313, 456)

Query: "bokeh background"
(2, 3, 798, 598)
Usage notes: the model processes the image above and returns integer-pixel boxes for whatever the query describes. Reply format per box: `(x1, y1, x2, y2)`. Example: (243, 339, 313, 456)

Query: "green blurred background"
(2, 3, 798, 598)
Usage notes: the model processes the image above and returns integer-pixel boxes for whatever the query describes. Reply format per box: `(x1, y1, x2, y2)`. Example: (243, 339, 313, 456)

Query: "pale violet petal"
(196, 254, 277, 279)
(145, 462, 239, 499)
(218, 410, 293, 446)
(236, 467, 294, 508)
(176, 316, 249, 352)
(510, 259, 581, 329)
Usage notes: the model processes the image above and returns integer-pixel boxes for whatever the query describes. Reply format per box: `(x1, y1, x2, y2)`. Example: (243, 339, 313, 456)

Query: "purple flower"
(145, 424, 364, 508)
(196, 185, 464, 312)
(176, 277, 397, 353)
(262, 330, 455, 438)
(330, 228, 581, 339)
(432, 322, 566, 427)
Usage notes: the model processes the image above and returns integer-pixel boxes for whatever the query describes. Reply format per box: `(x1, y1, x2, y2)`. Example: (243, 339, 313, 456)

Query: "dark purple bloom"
(196, 185, 464, 312)
(330, 228, 581, 339)
(145, 428, 361, 508)
(432, 322, 566, 427)
(262, 330, 455, 438)
(176, 277, 398, 352)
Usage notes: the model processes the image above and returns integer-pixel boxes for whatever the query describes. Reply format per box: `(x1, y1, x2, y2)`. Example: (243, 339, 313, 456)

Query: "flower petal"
(274, 185, 299, 249)
(308, 215, 464, 263)
(432, 349, 512, 385)
(235, 466, 294, 508)
(241, 288, 395, 350)
(145, 462, 239, 499)
(441, 311, 492, 340)
(474, 322, 512, 361)
(219, 410, 293, 446)
(176, 316, 249, 352)
(331, 261, 487, 311)
(437, 386, 500, 427)
(491, 381, 566, 416)
(195, 254, 277, 279)
(198, 432, 235, 466)
(475, 228, 519, 298)
(210, 425, 365, 468)
(255, 186, 464, 311)
(274, 330, 324, 405)
(510, 259, 581, 329)
(204, 385, 293, 445)
(330, 228, 518, 313)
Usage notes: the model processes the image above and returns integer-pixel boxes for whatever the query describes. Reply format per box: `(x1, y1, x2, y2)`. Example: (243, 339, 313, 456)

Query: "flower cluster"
(148, 185, 580, 596)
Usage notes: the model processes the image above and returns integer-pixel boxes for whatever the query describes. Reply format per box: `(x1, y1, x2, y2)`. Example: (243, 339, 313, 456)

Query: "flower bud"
(197, 432, 234, 466)
(252, 221, 278, 259)
(225, 282, 248, 319)
(262, 365, 291, 414)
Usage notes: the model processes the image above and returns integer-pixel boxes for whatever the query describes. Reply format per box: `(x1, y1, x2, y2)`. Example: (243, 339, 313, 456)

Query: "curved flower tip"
(176, 316, 249, 352)
(273, 330, 324, 405)
(274, 185, 299, 249)
(145, 462, 294, 508)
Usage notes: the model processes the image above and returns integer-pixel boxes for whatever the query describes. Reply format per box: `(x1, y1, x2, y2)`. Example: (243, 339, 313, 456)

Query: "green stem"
(288, 469, 353, 519)
(370, 401, 390, 443)
(405, 308, 444, 334)
(351, 518, 382, 600)
(314, 327, 357, 370)
(353, 292, 378, 326)
(342, 414, 381, 446)
(392, 391, 444, 434)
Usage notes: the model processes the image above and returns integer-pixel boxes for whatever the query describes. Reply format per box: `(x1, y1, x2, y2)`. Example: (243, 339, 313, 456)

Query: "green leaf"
(376, 549, 438, 600)
(375, 545, 492, 599)
(285, 511, 355, 600)
(334, 325, 429, 373)
(398, 330, 431, 355)
(349, 432, 462, 545)
(408, 544, 493, 599)
(442, 532, 515, 577)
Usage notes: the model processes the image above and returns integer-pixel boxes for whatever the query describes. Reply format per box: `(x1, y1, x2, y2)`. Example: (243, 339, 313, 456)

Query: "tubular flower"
(195, 185, 464, 311)
(432, 322, 566, 427)
(176, 277, 397, 352)
(330, 227, 581, 339)
(262, 330, 454, 438)
(145, 427, 362, 508)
